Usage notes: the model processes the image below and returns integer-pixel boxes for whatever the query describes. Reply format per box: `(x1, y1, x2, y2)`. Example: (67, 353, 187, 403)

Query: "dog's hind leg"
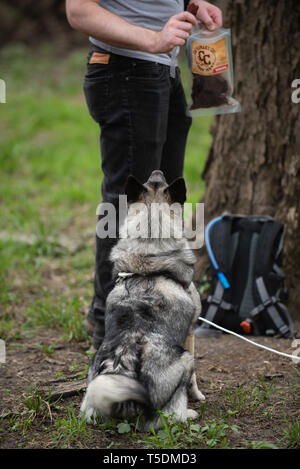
(185, 333, 205, 402)
(162, 385, 189, 422)
(185, 283, 205, 402)
(155, 351, 199, 427)
(189, 369, 205, 402)
(160, 370, 199, 425)
(138, 376, 190, 432)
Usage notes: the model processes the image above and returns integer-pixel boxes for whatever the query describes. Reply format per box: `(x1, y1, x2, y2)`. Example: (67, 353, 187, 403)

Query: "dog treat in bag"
(186, 27, 241, 116)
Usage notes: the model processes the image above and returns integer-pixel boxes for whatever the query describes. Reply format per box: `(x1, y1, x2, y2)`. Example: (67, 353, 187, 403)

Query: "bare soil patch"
(1, 322, 299, 449)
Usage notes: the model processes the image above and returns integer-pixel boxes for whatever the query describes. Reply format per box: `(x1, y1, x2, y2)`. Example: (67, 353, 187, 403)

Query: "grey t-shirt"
(90, 0, 184, 65)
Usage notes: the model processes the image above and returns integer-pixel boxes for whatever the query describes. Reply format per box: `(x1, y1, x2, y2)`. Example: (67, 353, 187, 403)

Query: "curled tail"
(80, 374, 148, 423)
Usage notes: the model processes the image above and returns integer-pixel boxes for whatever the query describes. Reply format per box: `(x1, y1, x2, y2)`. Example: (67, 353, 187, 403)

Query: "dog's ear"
(165, 177, 186, 205)
(125, 175, 147, 203)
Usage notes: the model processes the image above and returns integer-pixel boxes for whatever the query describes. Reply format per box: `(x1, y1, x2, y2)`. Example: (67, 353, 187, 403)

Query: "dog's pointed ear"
(165, 177, 186, 205)
(125, 175, 147, 203)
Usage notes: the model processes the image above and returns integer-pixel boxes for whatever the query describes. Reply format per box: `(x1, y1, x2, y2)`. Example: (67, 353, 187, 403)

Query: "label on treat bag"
(192, 38, 229, 75)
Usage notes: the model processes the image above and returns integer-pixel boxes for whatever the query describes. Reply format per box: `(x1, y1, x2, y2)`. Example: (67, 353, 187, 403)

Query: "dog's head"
(122, 170, 187, 241)
(125, 170, 186, 206)
(112, 170, 195, 281)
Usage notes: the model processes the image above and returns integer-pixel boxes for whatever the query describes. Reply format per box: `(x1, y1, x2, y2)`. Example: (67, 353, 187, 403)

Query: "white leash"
(198, 316, 300, 363)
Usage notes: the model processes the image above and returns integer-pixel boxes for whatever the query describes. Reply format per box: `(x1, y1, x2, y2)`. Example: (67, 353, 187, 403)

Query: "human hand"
(187, 0, 223, 31)
(151, 11, 198, 54)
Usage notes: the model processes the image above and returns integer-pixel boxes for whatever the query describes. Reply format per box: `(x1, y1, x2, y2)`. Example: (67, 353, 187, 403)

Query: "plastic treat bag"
(186, 26, 241, 116)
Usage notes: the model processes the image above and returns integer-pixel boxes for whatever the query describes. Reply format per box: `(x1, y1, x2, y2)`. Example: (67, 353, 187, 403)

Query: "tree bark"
(196, 0, 300, 315)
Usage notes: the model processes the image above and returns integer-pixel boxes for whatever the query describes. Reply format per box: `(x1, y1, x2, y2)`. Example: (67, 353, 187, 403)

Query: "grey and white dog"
(80, 170, 205, 430)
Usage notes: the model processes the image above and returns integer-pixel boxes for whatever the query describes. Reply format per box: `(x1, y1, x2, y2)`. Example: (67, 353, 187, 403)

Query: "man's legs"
(160, 68, 192, 183)
(84, 49, 191, 348)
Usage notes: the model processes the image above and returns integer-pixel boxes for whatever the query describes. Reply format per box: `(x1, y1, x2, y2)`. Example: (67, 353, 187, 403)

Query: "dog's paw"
(188, 372, 206, 402)
(187, 409, 198, 420)
(188, 380, 206, 402)
(191, 388, 206, 402)
(80, 406, 99, 424)
(80, 394, 99, 424)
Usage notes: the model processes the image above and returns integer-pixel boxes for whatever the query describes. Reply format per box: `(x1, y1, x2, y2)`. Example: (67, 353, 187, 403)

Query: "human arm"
(66, 0, 198, 54)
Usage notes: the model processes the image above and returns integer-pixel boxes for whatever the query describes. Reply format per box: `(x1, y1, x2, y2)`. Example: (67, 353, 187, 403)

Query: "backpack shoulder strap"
(249, 219, 293, 337)
(253, 219, 284, 278)
(249, 276, 293, 337)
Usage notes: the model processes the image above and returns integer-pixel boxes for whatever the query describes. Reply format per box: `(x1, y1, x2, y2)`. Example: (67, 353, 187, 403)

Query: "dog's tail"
(80, 374, 148, 423)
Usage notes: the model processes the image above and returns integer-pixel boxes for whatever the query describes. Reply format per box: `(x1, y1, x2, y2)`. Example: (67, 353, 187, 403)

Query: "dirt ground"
(0, 320, 299, 450)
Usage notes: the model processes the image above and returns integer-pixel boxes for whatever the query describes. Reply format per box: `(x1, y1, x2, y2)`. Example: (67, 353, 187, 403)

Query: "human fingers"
(197, 3, 223, 30)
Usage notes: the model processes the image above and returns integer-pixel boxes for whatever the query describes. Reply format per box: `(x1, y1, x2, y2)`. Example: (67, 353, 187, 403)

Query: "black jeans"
(83, 45, 192, 347)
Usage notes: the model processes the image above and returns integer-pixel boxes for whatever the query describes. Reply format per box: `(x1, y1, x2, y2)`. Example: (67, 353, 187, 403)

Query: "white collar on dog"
(117, 271, 187, 290)
(118, 272, 135, 278)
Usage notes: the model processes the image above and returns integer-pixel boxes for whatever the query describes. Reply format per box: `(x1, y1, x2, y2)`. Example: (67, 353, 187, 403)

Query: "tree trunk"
(196, 0, 300, 315)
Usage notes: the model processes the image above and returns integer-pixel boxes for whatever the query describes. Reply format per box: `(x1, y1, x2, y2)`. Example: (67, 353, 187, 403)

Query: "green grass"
(24, 294, 88, 342)
(225, 374, 278, 416)
(73, 408, 239, 449)
(246, 441, 279, 449)
(0, 383, 58, 436)
(0, 45, 100, 246)
(139, 412, 235, 450)
(54, 404, 92, 448)
(279, 415, 300, 448)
